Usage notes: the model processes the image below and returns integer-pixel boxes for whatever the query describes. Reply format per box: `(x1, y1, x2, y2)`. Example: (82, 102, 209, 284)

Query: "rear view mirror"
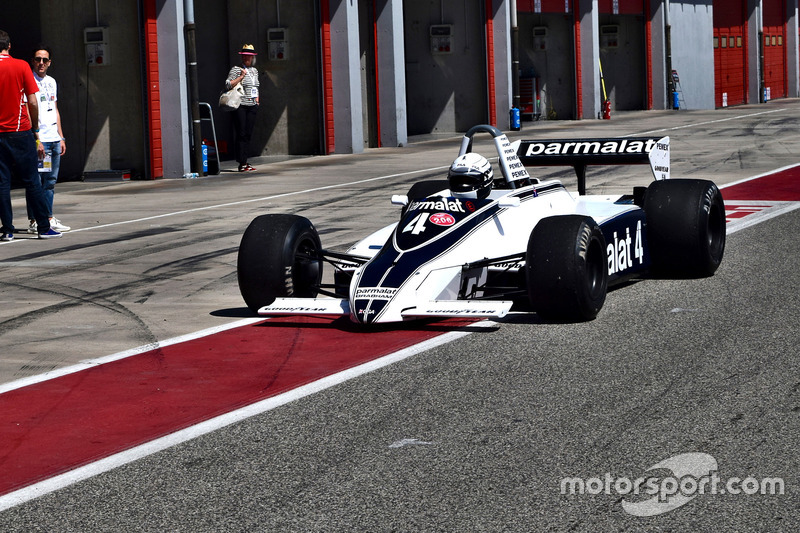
(391, 195, 409, 206)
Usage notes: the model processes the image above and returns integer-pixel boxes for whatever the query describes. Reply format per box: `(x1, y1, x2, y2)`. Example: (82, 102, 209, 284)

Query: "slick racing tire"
(526, 215, 608, 321)
(644, 179, 726, 277)
(237, 214, 322, 313)
(401, 180, 450, 217)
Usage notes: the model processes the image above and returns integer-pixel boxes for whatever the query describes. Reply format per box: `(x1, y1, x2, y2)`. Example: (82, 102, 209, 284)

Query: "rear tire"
(526, 215, 608, 321)
(644, 179, 726, 277)
(237, 214, 322, 312)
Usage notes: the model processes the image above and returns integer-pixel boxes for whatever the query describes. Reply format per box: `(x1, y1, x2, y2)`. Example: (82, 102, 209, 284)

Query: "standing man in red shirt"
(0, 29, 61, 241)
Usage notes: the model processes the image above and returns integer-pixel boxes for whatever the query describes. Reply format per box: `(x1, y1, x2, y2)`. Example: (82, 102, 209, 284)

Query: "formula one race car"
(237, 124, 725, 324)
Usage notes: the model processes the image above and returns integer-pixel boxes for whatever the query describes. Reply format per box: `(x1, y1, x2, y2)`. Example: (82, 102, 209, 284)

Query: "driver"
(447, 153, 493, 199)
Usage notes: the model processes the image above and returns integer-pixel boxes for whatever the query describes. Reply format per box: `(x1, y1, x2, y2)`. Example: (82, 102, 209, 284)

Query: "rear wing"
(516, 136, 670, 195)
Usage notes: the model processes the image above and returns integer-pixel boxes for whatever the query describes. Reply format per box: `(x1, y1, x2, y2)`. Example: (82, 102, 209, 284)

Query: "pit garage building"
(4, 0, 799, 180)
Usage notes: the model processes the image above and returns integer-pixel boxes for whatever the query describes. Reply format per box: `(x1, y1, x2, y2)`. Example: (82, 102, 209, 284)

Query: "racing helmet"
(448, 153, 493, 199)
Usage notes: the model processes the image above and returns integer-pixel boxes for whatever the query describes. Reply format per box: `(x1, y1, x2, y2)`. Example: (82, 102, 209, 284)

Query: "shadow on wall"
(79, 62, 145, 179)
(403, 1, 488, 135)
(5, 0, 145, 181)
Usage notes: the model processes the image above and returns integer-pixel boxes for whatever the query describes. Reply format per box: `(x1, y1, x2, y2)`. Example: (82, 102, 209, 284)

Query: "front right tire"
(643, 179, 726, 277)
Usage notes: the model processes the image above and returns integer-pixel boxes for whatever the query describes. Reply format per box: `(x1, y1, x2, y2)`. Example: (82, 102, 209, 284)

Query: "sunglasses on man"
(33, 57, 51, 64)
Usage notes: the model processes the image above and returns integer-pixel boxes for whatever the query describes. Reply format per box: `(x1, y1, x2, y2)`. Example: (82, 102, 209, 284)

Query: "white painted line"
(726, 202, 800, 235)
(63, 165, 450, 234)
(0, 317, 265, 395)
(1, 109, 789, 245)
(631, 108, 786, 136)
(0, 260, 87, 266)
(0, 165, 449, 245)
(1, 111, 797, 507)
(724, 200, 792, 206)
(0, 321, 494, 512)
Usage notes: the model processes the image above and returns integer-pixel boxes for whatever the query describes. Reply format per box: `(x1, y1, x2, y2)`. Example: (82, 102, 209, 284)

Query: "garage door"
(763, 0, 787, 100)
(713, 0, 747, 107)
(598, 0, 647, 110)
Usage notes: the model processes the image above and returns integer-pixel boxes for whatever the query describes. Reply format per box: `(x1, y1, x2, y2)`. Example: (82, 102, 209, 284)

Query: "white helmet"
(448, 153, 493, 199)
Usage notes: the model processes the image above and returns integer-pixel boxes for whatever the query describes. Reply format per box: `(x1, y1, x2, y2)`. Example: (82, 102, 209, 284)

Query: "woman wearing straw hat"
(225, 44, 260, 172)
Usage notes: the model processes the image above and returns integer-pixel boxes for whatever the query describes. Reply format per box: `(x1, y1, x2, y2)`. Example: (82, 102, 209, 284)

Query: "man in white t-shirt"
(27, 45, 70, 233)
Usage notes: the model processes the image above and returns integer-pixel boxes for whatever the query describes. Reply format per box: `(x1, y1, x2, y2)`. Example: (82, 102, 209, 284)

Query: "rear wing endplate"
(516, 136, 670, 195)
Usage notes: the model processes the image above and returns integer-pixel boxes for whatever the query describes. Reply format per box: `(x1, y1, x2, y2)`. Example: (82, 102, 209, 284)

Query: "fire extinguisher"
(600, 60, 611, 120)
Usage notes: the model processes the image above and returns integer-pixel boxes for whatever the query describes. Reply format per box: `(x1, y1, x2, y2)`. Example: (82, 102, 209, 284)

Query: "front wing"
(258, 297, 512, 320)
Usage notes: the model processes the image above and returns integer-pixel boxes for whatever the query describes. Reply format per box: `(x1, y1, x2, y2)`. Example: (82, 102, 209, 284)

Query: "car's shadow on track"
(211, 307, 500, 333)
(500, 279, 648, 325)
(212, 279, 648, 330)
(211, 307, 257, 318)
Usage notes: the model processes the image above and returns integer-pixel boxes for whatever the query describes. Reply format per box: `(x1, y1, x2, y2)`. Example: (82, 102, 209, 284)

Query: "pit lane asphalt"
(1, 103, 799, 530)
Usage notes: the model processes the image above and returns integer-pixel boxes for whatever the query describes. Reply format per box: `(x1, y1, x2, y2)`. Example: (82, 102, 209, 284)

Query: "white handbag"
(219, 83, 245, 112)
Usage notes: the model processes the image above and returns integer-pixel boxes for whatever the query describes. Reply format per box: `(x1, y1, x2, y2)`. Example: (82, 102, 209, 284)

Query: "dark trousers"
(0, 131, 51, 234)
(232, 104, 258, 165)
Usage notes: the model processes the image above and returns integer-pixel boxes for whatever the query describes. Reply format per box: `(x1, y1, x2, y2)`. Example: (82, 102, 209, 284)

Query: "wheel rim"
(293, 237, 321, 297)
(707, 203, 724, 258)
(585, 237, 606, 299)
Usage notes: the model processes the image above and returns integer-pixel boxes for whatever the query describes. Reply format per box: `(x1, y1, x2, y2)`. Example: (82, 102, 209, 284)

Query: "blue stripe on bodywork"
(354, 183, 568, 322)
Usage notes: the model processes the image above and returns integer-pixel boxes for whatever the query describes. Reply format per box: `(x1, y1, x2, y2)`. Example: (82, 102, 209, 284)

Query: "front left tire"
(526, 215, 609, 321)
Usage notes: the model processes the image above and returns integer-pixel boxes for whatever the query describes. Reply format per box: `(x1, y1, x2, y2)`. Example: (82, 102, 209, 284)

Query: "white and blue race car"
(237, 124, 725, 324)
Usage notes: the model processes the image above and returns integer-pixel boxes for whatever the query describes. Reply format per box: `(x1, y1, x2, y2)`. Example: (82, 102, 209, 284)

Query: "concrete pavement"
(2, 101, 799, 386)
